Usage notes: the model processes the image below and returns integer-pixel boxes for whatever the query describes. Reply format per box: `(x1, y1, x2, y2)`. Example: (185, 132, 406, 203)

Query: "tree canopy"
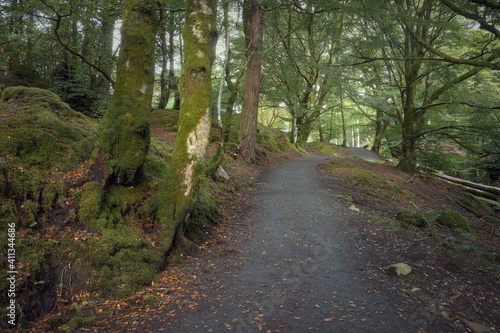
(1, 0, 499, 182)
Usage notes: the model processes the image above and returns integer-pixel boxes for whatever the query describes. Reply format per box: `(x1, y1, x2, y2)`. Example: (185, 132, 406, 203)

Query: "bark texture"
(238, 0, 264, 163)
(94, 0, 156, 184)
(159, 0, 218, 252)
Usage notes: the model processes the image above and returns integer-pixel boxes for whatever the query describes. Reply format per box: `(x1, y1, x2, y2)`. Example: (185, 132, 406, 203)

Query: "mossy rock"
(347, 170, 387, 187)
(436, 209, 471, 233)
(1, 86, 74, 115)
(397, 209, 426, 227)
(0, 87, 97, 172)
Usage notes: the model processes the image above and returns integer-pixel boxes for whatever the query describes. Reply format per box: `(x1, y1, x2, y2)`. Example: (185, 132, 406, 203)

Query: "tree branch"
(40, 0, 115, 86)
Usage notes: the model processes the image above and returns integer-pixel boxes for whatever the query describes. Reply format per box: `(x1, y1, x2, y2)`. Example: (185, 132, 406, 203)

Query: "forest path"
(143, 157, 439, 332)
(349, 147, 383, 162)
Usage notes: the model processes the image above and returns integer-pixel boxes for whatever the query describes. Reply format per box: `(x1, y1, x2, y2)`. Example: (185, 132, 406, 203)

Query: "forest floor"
(27, 141, 499, 332)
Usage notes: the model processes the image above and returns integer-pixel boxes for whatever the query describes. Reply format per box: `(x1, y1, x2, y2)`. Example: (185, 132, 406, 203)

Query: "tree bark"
(93, 0, 156, 184)
(160, 0, 218, 251)
(158, 22, 169, 109)
(238, 0, 264, 163)
(340, 95, 347, 147)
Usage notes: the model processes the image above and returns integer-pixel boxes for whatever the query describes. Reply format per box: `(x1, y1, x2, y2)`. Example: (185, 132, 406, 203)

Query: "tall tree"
(92, 0, 157, 184)
(159, 0, 218, 251)
(264, 4, 343, 146)
(238, 0, 265, 163)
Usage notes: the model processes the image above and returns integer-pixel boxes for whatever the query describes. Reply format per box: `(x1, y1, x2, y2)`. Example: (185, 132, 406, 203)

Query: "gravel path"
(349, 147, 382, 162)
(145, 157, 441, 332)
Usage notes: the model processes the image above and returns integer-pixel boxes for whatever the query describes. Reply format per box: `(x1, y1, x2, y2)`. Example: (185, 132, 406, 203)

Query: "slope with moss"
(0, 88, 190, 328)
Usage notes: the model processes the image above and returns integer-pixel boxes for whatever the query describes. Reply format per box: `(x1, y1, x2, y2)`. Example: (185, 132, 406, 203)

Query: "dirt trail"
(132, 156, 453, 333)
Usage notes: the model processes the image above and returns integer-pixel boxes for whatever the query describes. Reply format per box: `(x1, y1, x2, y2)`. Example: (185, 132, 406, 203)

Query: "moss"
(143, 154, 169, 180)
(257, 124, 282, 153)
(42, 181, 67, 209)
(21, 199, 40, 227)
(397, 209, 426, 227)
(94, 1, 156, 185)
(0, 158, 9, 196)
(151, 109, 179, 132)
(407, 187, 430, 201)
(470, 196, 500, 213)
(456, 197, 482, 217)
(75, 183, 163, 295)
(391, 185, 412, 201)
(307, 142, 348, 156)
(67, 317, 93, 330)
(184, 187, 220, 242)
(2, 86, 75, 116)
(484, 215, 500, 225)
(436, 209, 471, 233)
(347, 170, 387, 187)
(8, 168, 45, 201)
(1, 87, 97, 168)
(78, 182, 105, 230)
(97, 94, 151, 184)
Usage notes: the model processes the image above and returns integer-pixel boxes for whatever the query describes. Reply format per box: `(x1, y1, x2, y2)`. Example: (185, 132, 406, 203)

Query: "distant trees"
(1, 0, 499, 182)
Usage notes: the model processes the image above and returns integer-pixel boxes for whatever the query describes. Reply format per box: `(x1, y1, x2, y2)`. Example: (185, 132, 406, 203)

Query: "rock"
(461, 319, 492, 333)
(384, 263, 412, 276)
(440, 311, 450, 320)
(349, 205, 360, 212)
(217, 166, 230, 181)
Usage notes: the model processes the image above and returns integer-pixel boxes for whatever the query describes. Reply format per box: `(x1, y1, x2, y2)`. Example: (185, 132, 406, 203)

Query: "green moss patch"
(456, 197, 482, 217)
(0, 87, 97, 172)
(257, 124, 294, 153)
(397, 209, 426, 227)
(151, 109, 179, 132)
(437, 209, 472, 233)
(347, 170, 387, 187)
(307, 142, 348, 156)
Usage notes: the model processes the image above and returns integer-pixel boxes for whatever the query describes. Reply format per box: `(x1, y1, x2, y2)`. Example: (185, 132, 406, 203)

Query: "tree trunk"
(158, 23, 169, 109)
(371, 108, 389, 153)
(238, 0, 264, 163)
(340, 96, 347, 147)
(160, 0, 218, 251)
(93, 0, 156, 185)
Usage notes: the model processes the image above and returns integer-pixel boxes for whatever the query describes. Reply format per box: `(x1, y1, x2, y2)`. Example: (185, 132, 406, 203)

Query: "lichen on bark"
(157, 0, 218, 253)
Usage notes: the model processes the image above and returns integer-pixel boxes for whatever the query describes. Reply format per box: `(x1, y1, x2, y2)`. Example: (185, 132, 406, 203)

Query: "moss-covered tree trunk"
(238, 0, 265, 163)
(93, 0, 156, 185)
(159, 0, 218, 251)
